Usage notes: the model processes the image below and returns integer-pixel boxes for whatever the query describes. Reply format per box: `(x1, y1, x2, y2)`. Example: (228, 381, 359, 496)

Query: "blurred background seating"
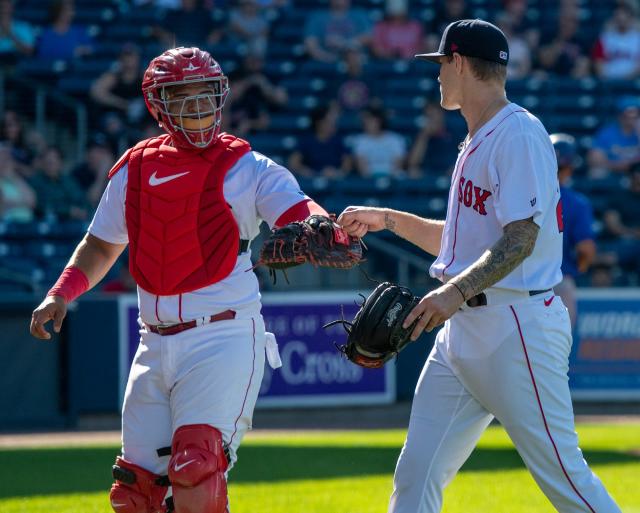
(2, 0, 640, 293)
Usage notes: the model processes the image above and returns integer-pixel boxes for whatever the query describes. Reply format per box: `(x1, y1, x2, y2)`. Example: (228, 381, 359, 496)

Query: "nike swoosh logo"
(174, 458, 197, 472)
(544, 296, 555, 307)
(149, 170, 190, 186)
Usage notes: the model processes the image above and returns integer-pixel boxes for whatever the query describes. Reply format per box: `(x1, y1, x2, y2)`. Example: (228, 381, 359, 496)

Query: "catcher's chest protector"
(113, 133, 250, 295)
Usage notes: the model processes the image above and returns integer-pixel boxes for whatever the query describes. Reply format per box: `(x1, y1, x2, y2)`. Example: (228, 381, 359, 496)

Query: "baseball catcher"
(326, 281, 420, 368)
(257, 214, 364, 270)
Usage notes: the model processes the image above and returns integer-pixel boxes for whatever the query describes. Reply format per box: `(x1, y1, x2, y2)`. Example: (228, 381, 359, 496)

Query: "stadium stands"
(2, 0, 640, 291)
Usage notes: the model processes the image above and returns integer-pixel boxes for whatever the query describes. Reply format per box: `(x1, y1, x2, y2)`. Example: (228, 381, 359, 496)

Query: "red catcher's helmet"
(142, 47, 229, 149)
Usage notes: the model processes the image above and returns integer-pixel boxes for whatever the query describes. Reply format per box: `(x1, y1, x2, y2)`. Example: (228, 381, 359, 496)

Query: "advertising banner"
(117, 289, 640, 405)
(258, 292, 395, 407)
(117, 292, 395, 408)
(570, 289, 640, 400)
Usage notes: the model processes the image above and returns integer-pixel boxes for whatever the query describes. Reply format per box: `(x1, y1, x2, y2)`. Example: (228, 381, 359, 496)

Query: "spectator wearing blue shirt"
(551, 133, 596, 328)
(588, 97, 640, 177)
(304, 0, 371, 63)
(0, 0, 36, 64)
(36, 0, 93, 63)
(288, 104, 352, 179)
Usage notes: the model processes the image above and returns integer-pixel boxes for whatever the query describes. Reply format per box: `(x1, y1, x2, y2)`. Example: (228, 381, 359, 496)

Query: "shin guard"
(110, 457, 169, 513)
(168, 424, 229, 513)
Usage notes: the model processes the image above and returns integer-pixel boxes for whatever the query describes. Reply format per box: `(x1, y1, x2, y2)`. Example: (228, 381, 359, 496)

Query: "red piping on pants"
(229, 318, 257, 448)
(509, 305, 596, 513)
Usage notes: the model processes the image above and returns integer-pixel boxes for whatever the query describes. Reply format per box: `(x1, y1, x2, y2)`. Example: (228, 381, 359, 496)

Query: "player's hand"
(337, 206, 388, 238)
(30, 296, 68, 340)
(402, 284, 465, 341)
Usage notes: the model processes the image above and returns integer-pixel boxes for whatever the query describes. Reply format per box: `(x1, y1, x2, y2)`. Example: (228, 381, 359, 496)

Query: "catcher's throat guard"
(325, 282, 421, 368)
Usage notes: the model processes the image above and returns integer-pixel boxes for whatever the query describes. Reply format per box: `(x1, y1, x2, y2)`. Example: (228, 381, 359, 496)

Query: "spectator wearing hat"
(551, 133, 595, 328)
(0, 0, 36, 65)
(370, 0, 424, 60)
(588, 97, 640, 176)
(90, 44, 146, 126)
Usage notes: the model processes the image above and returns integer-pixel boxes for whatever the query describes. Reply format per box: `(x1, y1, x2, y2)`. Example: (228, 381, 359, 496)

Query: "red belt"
(146, 310, 236, 336)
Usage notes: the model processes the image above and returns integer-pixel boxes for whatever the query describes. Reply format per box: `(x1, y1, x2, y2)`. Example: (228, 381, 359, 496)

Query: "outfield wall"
(1, 289, 639, 429)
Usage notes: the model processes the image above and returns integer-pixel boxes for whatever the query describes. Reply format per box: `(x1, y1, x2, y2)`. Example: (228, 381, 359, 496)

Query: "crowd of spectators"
(2, 0, 640, 289)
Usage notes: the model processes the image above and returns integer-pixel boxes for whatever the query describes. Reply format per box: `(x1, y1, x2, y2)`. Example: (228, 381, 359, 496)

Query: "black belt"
(466, 288, 552, 308)
(238, 239, 249, 254)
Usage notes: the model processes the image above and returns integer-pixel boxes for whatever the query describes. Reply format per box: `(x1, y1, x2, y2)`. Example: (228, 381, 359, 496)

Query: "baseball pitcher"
(339, 20, 621, 513)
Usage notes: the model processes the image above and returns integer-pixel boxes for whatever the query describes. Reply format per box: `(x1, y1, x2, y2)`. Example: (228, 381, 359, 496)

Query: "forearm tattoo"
(384, 211, 396, 232)
(453, 218, 539, 300)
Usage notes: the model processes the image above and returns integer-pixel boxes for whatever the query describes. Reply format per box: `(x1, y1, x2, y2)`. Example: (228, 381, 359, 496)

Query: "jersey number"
(556, 199, 564, 233)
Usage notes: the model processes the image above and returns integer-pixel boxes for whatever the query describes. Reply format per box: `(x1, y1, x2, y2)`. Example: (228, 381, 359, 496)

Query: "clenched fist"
(337, 206, 389, 238)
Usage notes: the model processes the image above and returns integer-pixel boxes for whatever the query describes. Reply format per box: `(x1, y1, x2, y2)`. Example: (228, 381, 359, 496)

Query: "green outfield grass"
(1, 424, 638, 513)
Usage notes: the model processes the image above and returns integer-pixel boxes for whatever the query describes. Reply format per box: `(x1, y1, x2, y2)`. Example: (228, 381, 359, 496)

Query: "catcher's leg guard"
(168, 424, 229, 513)
(110, 457, 169, 513)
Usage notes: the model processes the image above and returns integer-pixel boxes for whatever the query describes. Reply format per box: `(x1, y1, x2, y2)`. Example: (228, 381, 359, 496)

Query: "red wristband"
(47, 266, 90, 303)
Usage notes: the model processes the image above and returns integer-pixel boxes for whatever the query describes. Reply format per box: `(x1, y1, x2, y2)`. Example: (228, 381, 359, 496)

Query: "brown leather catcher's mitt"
(257, 215, 364, 270)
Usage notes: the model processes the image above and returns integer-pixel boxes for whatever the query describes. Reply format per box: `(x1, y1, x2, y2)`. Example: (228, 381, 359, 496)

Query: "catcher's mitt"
(257, 214, 363, 270)
(325, 282, 420, 368)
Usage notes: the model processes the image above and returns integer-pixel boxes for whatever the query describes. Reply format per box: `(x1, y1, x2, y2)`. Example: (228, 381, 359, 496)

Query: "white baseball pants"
(120, 314, 267, 475)
(389, 293, 621, 513)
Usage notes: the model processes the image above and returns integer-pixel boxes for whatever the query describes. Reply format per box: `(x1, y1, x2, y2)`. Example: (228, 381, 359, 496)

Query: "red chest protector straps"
(109, 133, 251, 295)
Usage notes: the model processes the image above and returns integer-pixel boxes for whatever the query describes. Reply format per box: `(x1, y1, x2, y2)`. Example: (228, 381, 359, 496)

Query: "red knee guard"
(168, 424, 229, 513)
(109, 457, 169, 513)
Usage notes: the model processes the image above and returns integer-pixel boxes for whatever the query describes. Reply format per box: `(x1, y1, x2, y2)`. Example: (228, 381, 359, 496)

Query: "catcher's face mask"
(148, 79, 228, 149)
(142, 47, 229, 149)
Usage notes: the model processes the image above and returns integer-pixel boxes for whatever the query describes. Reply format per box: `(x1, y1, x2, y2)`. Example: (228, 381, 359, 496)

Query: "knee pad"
(168, 424, 229, 513)
(109, 457, 169, 513)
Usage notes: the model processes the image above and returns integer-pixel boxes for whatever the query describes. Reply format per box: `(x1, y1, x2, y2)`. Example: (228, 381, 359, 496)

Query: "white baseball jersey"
(430, 102, 563, 290)
(89, 150, 308, 324)
(391, 101, 621, 513)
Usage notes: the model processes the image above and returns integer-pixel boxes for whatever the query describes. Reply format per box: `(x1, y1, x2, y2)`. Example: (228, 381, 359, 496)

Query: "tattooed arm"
(400, 217, 540, 340)
(449, 217, 539, 300)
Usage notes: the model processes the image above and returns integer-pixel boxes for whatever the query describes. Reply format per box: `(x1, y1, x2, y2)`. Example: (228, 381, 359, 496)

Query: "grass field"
(1, 423, 638, 513)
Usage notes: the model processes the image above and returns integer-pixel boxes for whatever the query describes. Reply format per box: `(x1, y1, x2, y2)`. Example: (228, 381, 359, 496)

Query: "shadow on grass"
(0, 445, 638, 499)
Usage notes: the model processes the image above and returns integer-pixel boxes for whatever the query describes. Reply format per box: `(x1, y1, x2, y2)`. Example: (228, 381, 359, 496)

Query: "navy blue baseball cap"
(416, 19, 509, 65)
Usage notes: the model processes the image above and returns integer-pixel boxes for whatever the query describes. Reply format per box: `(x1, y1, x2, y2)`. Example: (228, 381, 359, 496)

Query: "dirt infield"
(1, 409, 639, 449)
